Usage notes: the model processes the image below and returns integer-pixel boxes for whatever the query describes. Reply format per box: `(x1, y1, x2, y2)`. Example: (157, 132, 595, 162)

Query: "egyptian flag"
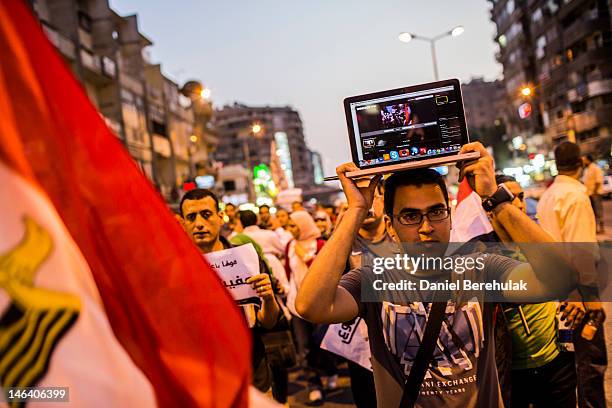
(450, 178, 496, 242)
(0, 1, 251, 406)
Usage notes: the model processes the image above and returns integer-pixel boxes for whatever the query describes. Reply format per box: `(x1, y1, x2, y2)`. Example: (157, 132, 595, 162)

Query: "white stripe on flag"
(0, 162, 156, 407)
(450, 191, 493, 242)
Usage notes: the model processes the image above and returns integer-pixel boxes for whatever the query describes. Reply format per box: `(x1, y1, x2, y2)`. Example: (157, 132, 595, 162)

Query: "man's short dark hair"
(179, 188, 219, 217)
(259, 204, 270, 211)
(495, 174, 517, 185)
(554, 141, 582, 172)
(225, 202, 236, 209)
(383, 169, 449, 218)
(239, 210, 258, 227)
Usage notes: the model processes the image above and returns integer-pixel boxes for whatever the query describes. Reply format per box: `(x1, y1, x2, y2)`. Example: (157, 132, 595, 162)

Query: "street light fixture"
(397, 25, 464, 81)
(199, 87, 211, 100)
(251, 123, 262, 135)
(397, 32, 413, 43)
(520, 86, 533, 97)
(451, 26, 465, 37)
(241, 122, 265, 202)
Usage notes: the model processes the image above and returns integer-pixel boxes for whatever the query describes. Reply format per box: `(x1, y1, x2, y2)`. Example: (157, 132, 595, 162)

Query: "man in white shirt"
(537, 143, 596, 242)
(583, 155, 605, 233)
(239, 210, 289, 292)
(240, 210, 285, 256)
(536, 141, 607, 408)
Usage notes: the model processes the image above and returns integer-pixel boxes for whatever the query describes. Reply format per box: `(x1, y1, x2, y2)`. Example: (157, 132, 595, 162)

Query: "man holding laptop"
(298, 79, 580, 407)
(297, 142, 578, 407)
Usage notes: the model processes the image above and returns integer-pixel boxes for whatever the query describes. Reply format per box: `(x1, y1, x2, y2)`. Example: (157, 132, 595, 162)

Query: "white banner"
(321, 317, 372, 371)
(205, 244, 260, 305)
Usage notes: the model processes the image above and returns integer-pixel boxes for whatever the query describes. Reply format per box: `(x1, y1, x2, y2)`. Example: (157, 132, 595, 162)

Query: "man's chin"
(193, 236, 214, 246)
(362, 217, 378, 226)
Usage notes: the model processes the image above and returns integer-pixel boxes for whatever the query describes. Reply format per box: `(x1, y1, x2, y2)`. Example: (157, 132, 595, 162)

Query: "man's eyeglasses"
(393, 208, 451, 226)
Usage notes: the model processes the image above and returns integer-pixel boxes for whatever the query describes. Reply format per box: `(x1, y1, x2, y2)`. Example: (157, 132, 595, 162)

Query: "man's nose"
(418, 216, 434, 235)
(194, 214, 206, 228)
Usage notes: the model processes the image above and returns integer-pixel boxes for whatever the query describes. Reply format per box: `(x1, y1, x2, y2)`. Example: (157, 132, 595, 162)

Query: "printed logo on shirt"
(380, 300, 483, 380)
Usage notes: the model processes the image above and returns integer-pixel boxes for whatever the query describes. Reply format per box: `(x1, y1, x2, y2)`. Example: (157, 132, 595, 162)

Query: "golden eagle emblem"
(0, 216, 81, 407)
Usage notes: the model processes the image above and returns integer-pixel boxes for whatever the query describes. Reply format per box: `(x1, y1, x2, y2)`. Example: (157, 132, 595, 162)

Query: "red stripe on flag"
(0, 1, 250, 407)
(455, 178, 473, 206)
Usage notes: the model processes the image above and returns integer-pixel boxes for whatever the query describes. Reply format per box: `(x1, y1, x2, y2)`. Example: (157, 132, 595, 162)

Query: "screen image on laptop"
(345, 79, 469, 169)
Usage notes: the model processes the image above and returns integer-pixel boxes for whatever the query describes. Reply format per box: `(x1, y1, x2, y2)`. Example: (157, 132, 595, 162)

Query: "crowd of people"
(174, 141, 607, 408)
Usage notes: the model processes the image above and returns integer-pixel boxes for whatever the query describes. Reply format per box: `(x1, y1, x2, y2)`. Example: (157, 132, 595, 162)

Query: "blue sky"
(110, 0, 502, 175)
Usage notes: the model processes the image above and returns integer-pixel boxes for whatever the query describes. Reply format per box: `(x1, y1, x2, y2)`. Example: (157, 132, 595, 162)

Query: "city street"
(2, 0, 612, 406)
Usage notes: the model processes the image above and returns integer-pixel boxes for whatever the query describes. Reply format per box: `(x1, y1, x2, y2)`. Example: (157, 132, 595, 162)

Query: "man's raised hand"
(335, 162, 381, 217)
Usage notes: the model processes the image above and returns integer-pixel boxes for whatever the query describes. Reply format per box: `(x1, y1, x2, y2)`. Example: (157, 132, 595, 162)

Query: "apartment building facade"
(213, 104, 318, 196)
(490, 0, 612, 157)
(29, 0, 217, 200)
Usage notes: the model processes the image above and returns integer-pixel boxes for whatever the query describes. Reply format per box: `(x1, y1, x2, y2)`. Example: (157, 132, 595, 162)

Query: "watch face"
(483, 185, 514, 212)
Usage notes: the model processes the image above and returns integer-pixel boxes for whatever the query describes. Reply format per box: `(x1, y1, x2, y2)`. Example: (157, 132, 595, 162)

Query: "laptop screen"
(347, 84, 467, 168)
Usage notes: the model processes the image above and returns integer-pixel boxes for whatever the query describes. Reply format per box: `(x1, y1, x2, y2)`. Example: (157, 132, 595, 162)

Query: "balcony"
(563, 14, 609, 48)
(80, 49, 117, 85)
(558, 0, 589, 20)
(119, 73, 144, 95)
(152, 134, 172, 158)
(80, 49, 101, 74)
(567, 79, 612, 102)
(42, 23, 75, 60)
(101, 56, 117, 78)
(103, 116, 122, 138)
(78, 28, 93, 51)
(573, 107, 612, 133)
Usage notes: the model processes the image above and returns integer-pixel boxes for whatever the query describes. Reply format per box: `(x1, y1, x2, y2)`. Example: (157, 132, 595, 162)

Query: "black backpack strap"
(398, 301, 447, 408)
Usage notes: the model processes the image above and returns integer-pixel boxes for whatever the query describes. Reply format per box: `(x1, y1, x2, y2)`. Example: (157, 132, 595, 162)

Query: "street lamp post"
(242, 123, 263, 202)
(398, 25, 464, 81)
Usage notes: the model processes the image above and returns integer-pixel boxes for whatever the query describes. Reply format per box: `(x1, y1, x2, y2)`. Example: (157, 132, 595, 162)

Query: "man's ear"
(384, 214, 400, 243)
(174, 214, 185, 229)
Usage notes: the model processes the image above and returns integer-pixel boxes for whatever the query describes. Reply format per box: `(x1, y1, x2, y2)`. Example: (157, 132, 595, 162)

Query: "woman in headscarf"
(284, 210, 337, 403)
(284, 210, 323, 288)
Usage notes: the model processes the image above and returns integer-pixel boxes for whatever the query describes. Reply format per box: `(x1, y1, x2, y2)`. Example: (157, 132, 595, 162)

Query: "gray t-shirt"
(339, 253, 521, 408)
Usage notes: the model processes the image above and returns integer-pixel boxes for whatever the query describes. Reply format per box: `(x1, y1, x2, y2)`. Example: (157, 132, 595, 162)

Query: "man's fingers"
(560, 304, 572, 320)
(365, 175, 382, 195)
(459, 141, 487, 156)
(336, 162, 359, 177)
(458, 162, 479, 182)
(246, 274, 267, 283)
(566, 306, 581, 324)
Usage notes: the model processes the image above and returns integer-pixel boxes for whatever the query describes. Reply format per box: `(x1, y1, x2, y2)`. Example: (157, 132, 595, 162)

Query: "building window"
(120, 88, 134, 103)
(77, 11, 92, 32)
(536, 35, 547, 59)
(545, 0, 558, 14)
(532, 8, 543, 24)
(506, 22, 522, 42)
(223, 180, 236, 192)
(152, 121, 167, 136)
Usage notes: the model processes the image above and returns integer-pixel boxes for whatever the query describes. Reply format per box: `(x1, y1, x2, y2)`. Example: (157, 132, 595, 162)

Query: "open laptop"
(336, 79, 478, 179)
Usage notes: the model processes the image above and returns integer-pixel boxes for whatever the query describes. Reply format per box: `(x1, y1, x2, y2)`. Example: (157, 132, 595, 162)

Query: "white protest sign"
(321, 317, 372, 371)
(205, 243, 260, 305)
